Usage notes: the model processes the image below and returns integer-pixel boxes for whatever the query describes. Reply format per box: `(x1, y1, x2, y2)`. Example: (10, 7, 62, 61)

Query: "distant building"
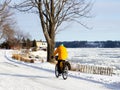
(36, 41, 47, 50)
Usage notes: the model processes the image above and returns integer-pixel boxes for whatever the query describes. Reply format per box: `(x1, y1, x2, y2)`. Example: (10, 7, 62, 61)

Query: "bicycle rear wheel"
(62, 65, 68, 80)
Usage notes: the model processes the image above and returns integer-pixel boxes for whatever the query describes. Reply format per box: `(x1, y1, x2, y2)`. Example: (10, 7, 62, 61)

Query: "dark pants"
(57, 60, 65, 73)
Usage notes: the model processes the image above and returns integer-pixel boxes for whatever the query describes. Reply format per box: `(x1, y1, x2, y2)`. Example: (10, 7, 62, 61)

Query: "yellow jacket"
(54, 45, 68, 60)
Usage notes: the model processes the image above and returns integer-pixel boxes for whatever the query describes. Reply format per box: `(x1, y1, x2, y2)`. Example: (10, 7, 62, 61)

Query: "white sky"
(12, 0, 120, 41)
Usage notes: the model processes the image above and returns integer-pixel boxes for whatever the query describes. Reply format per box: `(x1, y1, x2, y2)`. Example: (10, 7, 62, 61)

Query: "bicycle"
(54, 56, 71, 80)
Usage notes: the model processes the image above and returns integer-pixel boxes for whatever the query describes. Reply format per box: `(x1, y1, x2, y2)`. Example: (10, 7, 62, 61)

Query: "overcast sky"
(14, 0, 120, 41)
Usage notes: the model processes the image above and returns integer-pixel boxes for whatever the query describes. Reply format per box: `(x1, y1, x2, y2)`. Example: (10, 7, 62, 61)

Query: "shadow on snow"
(0, 73, 52, 79)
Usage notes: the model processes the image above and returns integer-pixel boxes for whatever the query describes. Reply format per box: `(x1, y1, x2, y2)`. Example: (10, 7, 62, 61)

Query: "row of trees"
(0, 38, 37, 49)
(56, 41, 120, 48)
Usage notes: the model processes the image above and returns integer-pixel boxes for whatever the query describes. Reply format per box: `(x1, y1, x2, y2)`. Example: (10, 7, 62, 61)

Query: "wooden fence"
(70, 63, 113, 76)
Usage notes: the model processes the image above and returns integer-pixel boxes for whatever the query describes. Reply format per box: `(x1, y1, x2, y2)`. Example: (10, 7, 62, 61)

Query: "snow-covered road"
(0, 50, 118, 90)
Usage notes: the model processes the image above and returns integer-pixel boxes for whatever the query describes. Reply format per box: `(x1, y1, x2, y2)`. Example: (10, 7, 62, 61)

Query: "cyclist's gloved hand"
(51, 56, 54, 59)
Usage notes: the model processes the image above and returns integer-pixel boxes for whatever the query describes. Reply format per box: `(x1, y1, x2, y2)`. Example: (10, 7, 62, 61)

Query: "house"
(36, 41, 47, 50)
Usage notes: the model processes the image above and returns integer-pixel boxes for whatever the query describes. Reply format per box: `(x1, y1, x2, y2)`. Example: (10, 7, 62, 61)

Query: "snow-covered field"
(68, 48, 120, 75)
(0, 48, 120, 90)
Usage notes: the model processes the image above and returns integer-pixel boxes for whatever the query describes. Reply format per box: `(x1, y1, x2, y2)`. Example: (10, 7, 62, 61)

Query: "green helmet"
(60, 44, 64, 46)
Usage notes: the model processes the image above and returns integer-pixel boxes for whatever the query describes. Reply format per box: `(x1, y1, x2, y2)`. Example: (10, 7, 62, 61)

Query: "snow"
(68, 48, 120, 75)
(0, 48, 120, 90)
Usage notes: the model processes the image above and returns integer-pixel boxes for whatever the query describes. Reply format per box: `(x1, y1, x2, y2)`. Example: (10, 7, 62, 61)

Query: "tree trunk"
(47, 41, 55, 62)
(47, 23, 55, 62)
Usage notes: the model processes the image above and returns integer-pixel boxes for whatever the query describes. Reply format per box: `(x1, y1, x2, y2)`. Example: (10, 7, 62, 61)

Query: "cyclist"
(54, 44, 68, 73)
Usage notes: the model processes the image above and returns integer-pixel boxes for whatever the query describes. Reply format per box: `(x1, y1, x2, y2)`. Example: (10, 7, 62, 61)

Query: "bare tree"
(14, 0, 92, 62)
(14, 29, 31, 45)
(0, 0, 15, 40)
(2, 23, 15, 41)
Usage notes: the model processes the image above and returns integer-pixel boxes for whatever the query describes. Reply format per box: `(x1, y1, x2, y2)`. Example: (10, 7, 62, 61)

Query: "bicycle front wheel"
(55, 65, 59, 78)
